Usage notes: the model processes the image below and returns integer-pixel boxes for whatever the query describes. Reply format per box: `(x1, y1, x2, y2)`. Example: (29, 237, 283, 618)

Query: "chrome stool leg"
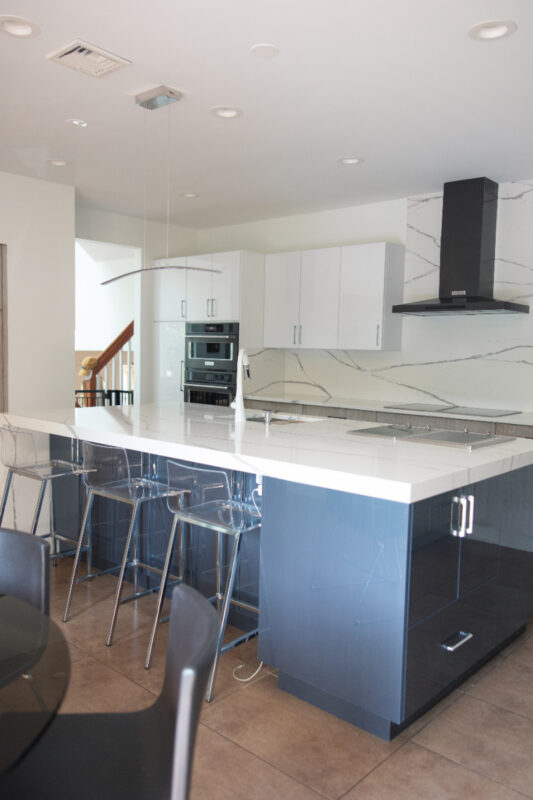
(30, 478, 48, 535)
(205, 532, 242, 702)
(106, 501, 140, 647)
(63, 489, 95, 622)
(0, 469, 14, 526)
(144, 515, 180, 669)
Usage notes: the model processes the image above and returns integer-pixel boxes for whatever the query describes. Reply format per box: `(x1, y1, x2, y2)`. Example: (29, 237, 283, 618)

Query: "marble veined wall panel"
(256, 179, 533, 412)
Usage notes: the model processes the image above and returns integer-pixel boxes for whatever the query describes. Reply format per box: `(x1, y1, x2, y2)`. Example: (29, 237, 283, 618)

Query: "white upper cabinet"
(263, 251, 302, 347)
(264, 243, 404, 350)
(264, 248, 340, 348)
(185, 254, 215, 320)
(209, 251, 241, 320)
(153, 250, 264, 347)
(152, 261, 188, 321)
(299, 248, 340, 348)
(338, 243, 404, 350)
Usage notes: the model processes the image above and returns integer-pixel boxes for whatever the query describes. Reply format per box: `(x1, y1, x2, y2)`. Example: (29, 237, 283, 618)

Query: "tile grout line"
(196, 722, 331, 799)
(410, 741, 533, 799)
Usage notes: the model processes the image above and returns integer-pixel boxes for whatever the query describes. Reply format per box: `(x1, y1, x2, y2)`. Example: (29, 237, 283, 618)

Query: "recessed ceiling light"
(209, 106, 243, 119)
(250, 42, 280, 59)
(48, 159, 68, 167)
(337, 157, 364, 165)
(66, 118, 88, 128)
(468, 20, 517, 40)
(182, 193, 199, 199)
(0, 15, 40, 38)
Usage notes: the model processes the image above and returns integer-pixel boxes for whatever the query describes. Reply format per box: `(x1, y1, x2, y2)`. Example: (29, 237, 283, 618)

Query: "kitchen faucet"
(231, 348, 250, 424)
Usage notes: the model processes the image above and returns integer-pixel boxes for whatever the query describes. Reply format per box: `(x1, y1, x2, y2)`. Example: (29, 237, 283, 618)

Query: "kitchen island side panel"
(258, 477, 411, 723)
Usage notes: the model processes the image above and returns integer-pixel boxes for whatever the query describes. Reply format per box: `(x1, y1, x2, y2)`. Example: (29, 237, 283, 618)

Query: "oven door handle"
(184, 382, 230, 390)
(185, 335, 233, 340)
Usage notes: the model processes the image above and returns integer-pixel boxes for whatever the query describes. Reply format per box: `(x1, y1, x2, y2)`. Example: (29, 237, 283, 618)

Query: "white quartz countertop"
(3, 403, 533, 504)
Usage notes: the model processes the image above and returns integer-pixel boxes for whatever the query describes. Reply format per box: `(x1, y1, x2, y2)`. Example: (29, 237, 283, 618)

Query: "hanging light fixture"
(102, 86, 221, 286)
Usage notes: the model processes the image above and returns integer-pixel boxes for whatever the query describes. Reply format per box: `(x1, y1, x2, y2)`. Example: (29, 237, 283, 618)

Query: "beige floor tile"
(53, 591, 157, 654)
(397, 689, 464, 741)
(190, 725, 324, 800)
(201, 674, 400, 799)
(466, 636, 533, 718)
(59, 654, 156, 713)
(413, 694, 533, 797)
(343, 742, 525, 799)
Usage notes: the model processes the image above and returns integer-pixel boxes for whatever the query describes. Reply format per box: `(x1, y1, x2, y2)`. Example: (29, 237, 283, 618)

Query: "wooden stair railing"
(85, 321, 134, 407)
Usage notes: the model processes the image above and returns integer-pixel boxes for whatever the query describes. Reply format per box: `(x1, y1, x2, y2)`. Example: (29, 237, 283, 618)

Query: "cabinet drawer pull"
(450, 495, 468, 537)
(466, 494, 475, 534)
(440, 630, 473, 652)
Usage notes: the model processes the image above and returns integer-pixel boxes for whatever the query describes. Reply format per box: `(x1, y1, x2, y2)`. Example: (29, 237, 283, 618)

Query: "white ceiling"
(1, 0, 532, 228)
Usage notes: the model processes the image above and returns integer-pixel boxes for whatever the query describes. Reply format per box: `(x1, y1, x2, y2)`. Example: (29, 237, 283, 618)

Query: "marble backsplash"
(247, 178, 533, 413)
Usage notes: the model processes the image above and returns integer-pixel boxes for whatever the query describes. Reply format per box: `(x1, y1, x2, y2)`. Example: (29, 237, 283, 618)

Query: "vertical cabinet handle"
(376, 324, 380, 347)
(181, 299, 186, 319)
(466, 494, 475, 534)
(293, 325, 297, 345)
(206, 298, 210, 318)
(299, 325, 302, 345)
(450, 494, 475, 537)
(211, 298, 215, 318)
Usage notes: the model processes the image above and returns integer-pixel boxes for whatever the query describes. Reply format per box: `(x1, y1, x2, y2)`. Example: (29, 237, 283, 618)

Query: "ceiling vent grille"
(46, 39, 131, 77)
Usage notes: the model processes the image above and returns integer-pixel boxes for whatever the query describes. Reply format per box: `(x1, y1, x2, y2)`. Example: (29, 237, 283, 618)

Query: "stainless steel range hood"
(392, 177, 529, 315)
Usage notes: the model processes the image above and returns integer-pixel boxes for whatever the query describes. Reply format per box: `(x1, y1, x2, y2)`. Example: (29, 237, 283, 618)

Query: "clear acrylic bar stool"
(144, 459, 261, 702)
(62, 441, 179, 647)
(0, 426, 88, 556)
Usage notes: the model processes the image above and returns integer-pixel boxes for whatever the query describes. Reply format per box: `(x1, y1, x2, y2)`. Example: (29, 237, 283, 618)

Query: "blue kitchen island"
(3, 402, 533, 739)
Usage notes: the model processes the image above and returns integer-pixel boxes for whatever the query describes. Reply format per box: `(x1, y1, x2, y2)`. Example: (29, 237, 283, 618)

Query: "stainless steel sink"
(247, 412, 322, 425)
(348, 424, 515, 449)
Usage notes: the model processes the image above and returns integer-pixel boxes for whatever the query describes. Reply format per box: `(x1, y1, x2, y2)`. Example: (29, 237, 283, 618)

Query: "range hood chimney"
(392, 177, 529, 314)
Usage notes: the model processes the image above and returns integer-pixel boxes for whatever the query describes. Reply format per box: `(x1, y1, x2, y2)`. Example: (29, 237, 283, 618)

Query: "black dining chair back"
(0, 583, 219, 800)
(0, 527, 50, 614)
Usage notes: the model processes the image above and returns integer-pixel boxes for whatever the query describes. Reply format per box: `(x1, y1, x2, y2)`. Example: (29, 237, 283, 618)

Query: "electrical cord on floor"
(232, 661, 264, 682)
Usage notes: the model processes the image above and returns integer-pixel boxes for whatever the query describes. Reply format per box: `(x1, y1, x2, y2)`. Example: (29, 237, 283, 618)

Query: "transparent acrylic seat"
(0, 426, 88, 555)
(62, 441, 178, 648)
(144, 459, 262, 702)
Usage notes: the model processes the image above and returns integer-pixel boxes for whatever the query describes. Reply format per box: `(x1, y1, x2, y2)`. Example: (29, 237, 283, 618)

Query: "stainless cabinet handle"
(466, 494, 475, 534)
(181, 299, 186, 319)
(376, 324, 380, 347)
(293, 325, 297, 345)
(211, 298, 216, 317)
(441, 630, 473, 652)
(299, 325, 302, 345)
(206, 298, 210, 317)
(180, 360, 184, 391)
(451, 495, 468, 537)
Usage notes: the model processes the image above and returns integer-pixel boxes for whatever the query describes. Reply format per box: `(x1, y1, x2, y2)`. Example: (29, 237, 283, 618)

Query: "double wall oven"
(183, 322, 239, 406)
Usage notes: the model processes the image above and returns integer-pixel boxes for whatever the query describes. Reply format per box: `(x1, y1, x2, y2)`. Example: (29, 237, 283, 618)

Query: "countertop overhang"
(3, 402, 533, 504)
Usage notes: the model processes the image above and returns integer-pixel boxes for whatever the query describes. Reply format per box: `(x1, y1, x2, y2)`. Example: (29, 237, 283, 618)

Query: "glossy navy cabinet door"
(408, 489, 460, 627)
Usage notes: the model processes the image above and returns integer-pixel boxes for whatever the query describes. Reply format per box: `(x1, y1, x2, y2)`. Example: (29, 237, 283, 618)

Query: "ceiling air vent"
(46, 39, 131, 77)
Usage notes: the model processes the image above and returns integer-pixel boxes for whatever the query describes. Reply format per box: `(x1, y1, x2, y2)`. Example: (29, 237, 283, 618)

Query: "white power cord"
(232, 660, 264, 682)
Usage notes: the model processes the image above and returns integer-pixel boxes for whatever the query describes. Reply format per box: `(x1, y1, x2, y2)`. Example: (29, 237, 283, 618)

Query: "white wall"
(75, 207, 197, 403)
(193, 199, 407, 254)
(75, 239, 139, 351)
(0, 171, 74, 411)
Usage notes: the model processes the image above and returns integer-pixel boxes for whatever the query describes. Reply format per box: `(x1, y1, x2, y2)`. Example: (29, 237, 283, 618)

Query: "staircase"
(76, 321, 134, 408)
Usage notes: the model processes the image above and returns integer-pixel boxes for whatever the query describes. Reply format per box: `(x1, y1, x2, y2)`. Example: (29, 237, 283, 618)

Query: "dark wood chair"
(0, 584, 219, 800)
(0, 527, 50, 614)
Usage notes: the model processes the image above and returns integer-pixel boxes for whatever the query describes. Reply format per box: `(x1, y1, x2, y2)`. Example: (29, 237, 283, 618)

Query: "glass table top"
(0, 596, 70, 775)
